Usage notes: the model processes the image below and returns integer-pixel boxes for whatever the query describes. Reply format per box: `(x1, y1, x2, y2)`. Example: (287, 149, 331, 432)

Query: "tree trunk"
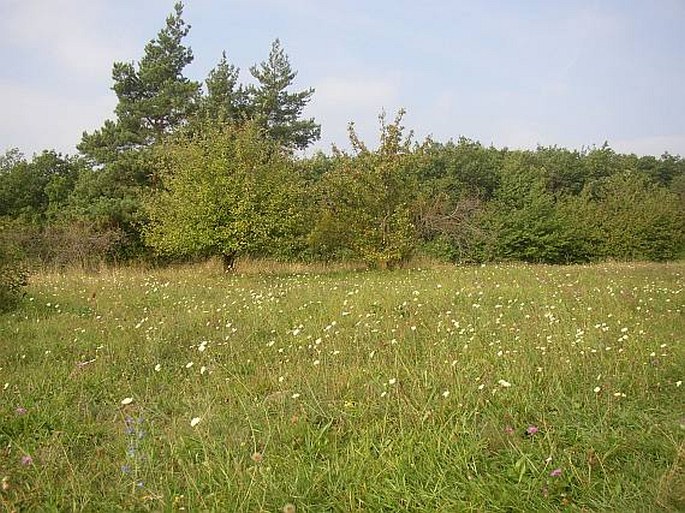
(222, 251, 237, 272)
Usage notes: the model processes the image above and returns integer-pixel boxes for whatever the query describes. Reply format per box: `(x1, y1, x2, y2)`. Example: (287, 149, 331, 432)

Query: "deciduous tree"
(311, 111, 418, 267)
(143, 122, 309, 267)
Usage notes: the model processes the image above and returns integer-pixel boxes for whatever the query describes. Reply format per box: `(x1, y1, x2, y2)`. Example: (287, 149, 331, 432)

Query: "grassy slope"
(0, 262, 683, 512)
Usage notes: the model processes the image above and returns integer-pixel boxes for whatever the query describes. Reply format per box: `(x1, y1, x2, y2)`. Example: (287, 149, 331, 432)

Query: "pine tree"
(79, 2, 200, 163)
(200, 51, 250, 123)
(249, 39, 320, 151)
(73, 2, 199, 256)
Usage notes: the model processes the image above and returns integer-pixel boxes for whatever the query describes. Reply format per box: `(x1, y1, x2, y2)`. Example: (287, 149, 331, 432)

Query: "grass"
(0, 260, 683, 512)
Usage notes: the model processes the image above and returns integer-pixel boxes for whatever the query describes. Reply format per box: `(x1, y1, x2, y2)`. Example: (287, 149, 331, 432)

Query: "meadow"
(0, 261, 683, 512)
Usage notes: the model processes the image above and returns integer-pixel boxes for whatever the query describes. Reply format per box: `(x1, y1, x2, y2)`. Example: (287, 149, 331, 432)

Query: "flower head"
(526, 425, 539, 436)
(550, 468, 562, 477)
(20, 455, 33, 466)
(190, 417, 201, 427)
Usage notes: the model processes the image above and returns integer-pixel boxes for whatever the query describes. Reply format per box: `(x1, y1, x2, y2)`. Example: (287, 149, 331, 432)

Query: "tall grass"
(1, 262, 683, 511)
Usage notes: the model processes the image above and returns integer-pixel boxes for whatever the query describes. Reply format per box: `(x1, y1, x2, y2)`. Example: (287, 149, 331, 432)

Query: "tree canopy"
(0, 4, 683, 271)
(249, 39, 321, 151)
(143, 122, 309, 263)
(79, 2, 200, 163)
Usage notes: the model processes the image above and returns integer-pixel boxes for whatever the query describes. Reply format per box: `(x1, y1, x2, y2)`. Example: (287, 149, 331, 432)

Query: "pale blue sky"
(1, 0, 684, 157)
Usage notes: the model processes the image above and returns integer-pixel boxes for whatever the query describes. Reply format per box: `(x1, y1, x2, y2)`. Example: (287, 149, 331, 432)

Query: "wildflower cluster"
(121, 415, 145, 490)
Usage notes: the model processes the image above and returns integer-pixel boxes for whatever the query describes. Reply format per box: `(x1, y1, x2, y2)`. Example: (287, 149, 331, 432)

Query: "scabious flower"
(20, 455, 33, 466)
(15, 406, 27, 415)
(550, 468, 562, 477)
(526, 425, 539, 436)
(124, 416, 135, 435)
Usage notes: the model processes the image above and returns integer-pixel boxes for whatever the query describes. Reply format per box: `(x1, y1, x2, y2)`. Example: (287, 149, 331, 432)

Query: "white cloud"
(0, 0, 138, 81)
(611, 134, 685, 157)
(306, 76, 401, 152)
(0, 1, 167, 155)
(0, 80, 115, 155)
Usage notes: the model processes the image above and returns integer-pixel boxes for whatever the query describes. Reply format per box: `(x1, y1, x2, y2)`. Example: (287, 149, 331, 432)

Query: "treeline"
(1, 2, 684, 294)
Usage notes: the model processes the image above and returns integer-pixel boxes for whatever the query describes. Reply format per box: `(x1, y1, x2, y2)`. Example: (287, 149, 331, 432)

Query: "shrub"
(0, 224, 28, 311)
(486, 153, 590, 264)
(311, 111, 420, 268)
(577, 172, 685, 261)
(144, 122, 310, 264)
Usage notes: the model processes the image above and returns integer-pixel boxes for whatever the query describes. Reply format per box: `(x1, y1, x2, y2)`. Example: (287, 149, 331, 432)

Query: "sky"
(1, 0, 684, 158)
